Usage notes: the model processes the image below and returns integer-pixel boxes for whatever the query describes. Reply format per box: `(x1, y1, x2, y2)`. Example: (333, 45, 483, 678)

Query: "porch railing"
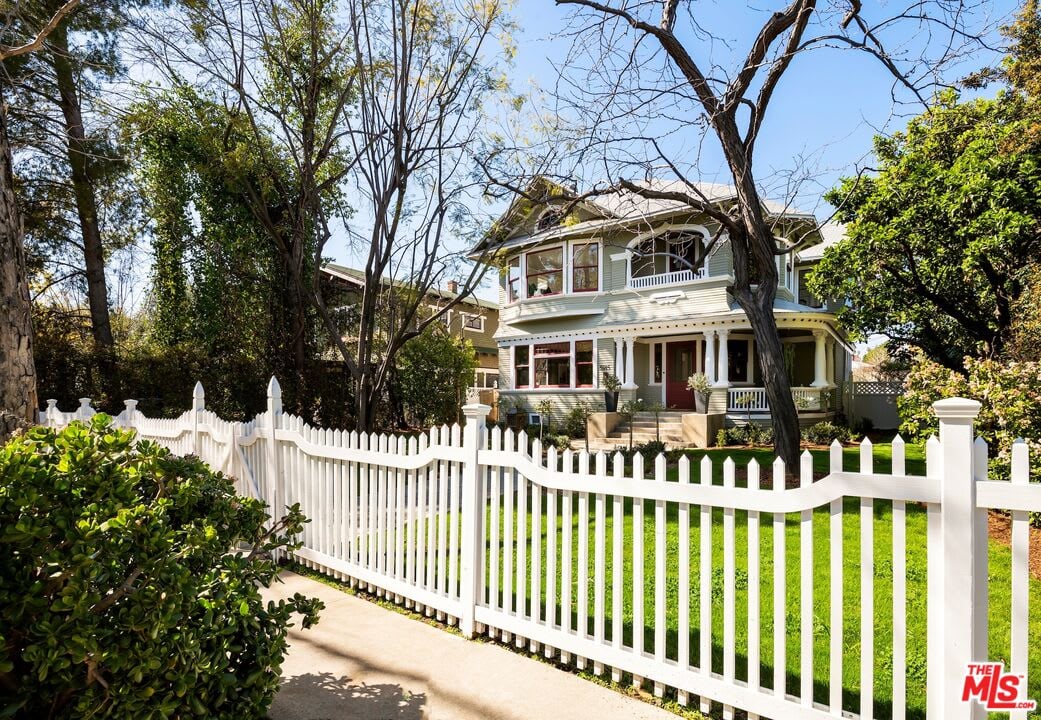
(628, 267, 707, 290)
(727, 386, 830, 412)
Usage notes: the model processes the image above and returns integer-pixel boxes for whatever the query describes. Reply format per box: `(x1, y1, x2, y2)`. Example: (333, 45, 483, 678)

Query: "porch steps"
(604, 412, 688, 448)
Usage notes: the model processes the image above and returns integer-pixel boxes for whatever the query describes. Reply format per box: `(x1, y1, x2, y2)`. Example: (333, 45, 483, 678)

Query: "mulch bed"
(987, 511, 1041, 582)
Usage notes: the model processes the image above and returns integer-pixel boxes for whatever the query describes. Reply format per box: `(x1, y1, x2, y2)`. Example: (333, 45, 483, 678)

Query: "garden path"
(264, 570, 678, 720)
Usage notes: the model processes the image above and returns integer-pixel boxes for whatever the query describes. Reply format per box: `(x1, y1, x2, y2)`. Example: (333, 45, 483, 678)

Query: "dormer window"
(536, 207, 565, 231)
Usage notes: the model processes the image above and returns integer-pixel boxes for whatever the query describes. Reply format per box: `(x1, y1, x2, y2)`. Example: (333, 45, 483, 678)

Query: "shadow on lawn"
(272, 672, 427, 720)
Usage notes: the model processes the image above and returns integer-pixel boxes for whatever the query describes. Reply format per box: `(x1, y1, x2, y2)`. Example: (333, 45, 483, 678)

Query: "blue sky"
(324, 0, 1020, 302)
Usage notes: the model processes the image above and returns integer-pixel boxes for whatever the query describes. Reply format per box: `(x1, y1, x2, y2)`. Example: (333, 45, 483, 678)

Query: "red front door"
(665, 341, 698, 409)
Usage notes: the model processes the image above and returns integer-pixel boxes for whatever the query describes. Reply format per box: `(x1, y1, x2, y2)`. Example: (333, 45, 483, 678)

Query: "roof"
(471, 177, 821, 257)
(321, 262, 499, 311)
(796, 221, 846, 262)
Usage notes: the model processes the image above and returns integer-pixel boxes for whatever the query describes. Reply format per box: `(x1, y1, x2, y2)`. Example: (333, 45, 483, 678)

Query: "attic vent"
(536, 207, 565, 231)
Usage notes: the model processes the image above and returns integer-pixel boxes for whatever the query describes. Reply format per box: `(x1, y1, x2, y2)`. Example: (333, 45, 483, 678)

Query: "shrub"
(549, 434, 572, 451)
(900, 356, 1041, 526)
(716, 425, 773, 447)
(561, 404, 592, 439)
(802, 421, 855, 445)
(0, 418, 322, 719)
(622, 440, 667, 463)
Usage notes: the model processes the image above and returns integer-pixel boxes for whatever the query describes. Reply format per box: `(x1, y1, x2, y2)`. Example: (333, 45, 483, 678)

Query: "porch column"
(716, 328, 730, 387)
(623, 336, 637, 389)
(811, 329, 828, 387)
(614, 337, 623, 383)
(704, 330, 717, 384)
(826, 339, 836, 387)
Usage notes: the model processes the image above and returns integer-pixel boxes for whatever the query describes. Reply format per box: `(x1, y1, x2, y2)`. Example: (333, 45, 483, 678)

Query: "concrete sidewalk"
(264, 571, 678, 720)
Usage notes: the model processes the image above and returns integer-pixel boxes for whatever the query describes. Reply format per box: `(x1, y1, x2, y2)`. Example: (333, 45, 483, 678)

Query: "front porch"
(612, 326, 843, 421)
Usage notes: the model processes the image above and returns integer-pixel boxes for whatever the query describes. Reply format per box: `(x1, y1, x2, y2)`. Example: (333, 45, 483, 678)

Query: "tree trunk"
(50, 27, 118, 401)
(715, 118, 801, 472)
(0, 93, 38, 440)
(741, 292, 801, 474)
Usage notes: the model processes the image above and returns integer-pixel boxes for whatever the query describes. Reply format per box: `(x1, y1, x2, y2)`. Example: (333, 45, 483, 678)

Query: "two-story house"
(321, 263, 500, 393)
(469, 179, 850, 436)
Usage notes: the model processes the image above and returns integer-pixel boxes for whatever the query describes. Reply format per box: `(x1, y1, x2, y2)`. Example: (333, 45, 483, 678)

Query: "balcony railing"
(727, 387, 831, 413)
(628, 267, 707, 290)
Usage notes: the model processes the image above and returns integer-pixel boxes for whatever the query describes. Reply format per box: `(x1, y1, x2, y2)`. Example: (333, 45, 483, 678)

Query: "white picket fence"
(43, 381, 1041, 720)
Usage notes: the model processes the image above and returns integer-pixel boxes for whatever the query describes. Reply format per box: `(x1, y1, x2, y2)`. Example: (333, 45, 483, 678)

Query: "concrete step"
(606, 432, 686, 443)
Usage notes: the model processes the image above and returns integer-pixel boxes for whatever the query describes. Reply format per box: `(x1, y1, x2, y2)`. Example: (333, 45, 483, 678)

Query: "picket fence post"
(459, 399, 490, 638)
(123, 399, 138, 431)
(265, 378, 284, 554)
(77, 398, 94, 421)
(931, 397, 988, 720)
(191, 382, 205, 455)
(44, 399, 57, 426)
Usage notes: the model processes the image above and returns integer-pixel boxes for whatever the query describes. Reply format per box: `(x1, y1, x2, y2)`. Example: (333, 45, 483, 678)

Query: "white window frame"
(524, 243, 566, 299)
(625, 224, 711, 286)
(508, 336, 598, 390)
(568, 240, 602, 294)
(648, 341, 664, 386)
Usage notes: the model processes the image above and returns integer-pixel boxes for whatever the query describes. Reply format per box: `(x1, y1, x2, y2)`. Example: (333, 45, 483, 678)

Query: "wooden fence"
(42, 380, 1040, 720)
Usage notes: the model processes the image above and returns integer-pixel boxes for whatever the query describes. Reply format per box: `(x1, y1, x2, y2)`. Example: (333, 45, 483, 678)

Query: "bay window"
(515, 345, 530, 388)
(510, 339, 597, 389)
(575, 340, 594, 386)
(534, 342, 570, 387)
(572, 243, 599, 292)
(507, 257, 522, 303)
(526, 247, 563, 297)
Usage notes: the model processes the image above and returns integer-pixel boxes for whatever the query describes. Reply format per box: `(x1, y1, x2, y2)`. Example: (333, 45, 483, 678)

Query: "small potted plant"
(601, 366, 622, 412)
(687, 372, 712, 413)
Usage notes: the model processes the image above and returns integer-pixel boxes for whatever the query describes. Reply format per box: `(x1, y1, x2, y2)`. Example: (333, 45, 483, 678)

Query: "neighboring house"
(469, 179, 850, 430)
(320, 263, 500, 394)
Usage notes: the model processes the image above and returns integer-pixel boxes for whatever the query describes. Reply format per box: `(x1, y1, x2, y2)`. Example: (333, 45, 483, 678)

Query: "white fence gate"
(42, 380, 1040, 720)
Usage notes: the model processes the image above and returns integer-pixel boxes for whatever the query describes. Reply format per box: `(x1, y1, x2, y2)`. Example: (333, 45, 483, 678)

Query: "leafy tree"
(0, 0, 80, 439)
(0, 417, 322, 717)
(4, 0, 157, 401)
(812, 91, 1041, 370)
(394, 327, 477, 427)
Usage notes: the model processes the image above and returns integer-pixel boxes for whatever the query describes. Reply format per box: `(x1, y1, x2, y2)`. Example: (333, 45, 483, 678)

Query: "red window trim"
(572, 243, 599, 293)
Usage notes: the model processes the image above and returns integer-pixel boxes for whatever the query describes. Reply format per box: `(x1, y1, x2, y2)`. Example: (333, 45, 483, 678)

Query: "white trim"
(625, 223, 712, 288)
(508, 335, 598, 391)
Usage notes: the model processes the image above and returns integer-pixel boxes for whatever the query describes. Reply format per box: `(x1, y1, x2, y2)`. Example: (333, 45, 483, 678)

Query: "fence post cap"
(462, 403, 491, 420)
(931, 397, 982, 419)
(266, 376, 282, 399)
(124, 399, 138, 409)
(193, 381, 205, 401)
(78, 398, 92, 407)
(46, 399, 57, 408)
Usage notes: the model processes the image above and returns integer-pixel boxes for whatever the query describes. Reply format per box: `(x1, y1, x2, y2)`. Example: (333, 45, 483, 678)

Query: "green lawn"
(481, 443, 1041, 720)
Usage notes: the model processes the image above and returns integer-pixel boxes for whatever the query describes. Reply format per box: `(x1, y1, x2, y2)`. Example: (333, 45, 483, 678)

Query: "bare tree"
(491, 0, 999, 468)
(332, 0, 508, 430)
(137, 0, 508, 429)
(0, 0, 80, 438)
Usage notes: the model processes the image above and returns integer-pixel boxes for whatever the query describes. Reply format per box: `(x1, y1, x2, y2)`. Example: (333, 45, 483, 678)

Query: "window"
(515, 345, 530, 388)
(534, 342, 570, 387)
(666, 231, 702, 273)
(507, 257, 522, 303)
(649, 343, 663, 384)
(575, 340, 594, 386)
(798, 270, 823, 308)
(526, 247, 563, 297)
(511, 340, 596, 389)
(572, 243, 599, 292)
(462, 314, 484, 331)
(537, 207, 564, 230)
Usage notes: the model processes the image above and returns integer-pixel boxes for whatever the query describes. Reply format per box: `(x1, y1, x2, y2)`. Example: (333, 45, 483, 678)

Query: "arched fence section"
(42, 382, 1040, 720)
